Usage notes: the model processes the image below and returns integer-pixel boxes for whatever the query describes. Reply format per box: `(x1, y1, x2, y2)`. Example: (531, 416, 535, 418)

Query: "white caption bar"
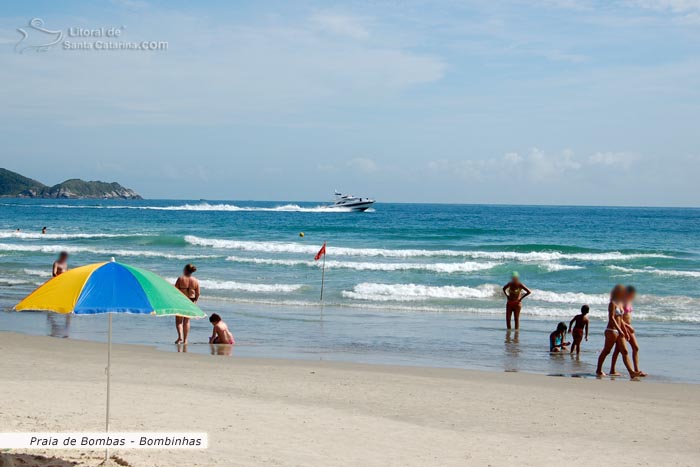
(0, 432, 208, 449)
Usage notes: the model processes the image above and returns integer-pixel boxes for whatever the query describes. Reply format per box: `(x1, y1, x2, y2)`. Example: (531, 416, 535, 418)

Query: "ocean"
(1, 199, 699, 382)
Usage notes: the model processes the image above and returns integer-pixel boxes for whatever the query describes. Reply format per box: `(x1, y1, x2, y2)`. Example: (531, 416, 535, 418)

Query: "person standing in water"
(41, 226, 47, 235)
(609, 286, 646, 377)
(502, 272, 531, 330)
(52, 251, 69, 277)
(595, 284, 640, 378)
(174, 263, 200, 344)
(568, 305, 590, 356)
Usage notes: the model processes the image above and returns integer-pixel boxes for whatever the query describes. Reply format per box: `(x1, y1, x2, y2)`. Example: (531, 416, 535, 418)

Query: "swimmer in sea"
(568, 305, 590, 356)
(208, 313, 235, 345)
(502, 272, 532, 330)
(609, 286, 646, 377)
(595, 284, 641, 378)
(174, 263, 200, 344)
(550, 322, 570, 352)
(41, 226, 47, 235)
(52, 251, 69, 277)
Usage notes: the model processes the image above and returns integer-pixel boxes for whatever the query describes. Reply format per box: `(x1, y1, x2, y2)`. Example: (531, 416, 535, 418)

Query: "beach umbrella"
(14, 259, 206, 465)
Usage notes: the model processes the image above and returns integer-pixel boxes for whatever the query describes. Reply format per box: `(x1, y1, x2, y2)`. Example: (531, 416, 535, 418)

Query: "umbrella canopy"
(15, 260, 205, 318)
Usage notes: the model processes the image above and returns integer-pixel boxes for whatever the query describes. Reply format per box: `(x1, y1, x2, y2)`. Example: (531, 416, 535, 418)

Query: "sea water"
(1, 200, 698, 382)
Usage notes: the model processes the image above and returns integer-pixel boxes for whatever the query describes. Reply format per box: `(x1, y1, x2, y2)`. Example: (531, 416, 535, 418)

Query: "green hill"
(0, 168, 142, 199)
(0, 168, 46, 196)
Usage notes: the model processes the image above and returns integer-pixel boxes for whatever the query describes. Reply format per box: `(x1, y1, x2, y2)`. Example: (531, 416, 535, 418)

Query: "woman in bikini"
(502, 272, 531, 330)
(609, 285, 646, 377)
(595, 284, 640, 378)
(174, 263, 200, 344)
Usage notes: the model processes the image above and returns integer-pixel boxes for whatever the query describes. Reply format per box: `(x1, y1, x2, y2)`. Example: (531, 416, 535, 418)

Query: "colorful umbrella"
(15, 260, 204, 317)
(15, 259, 206, 465)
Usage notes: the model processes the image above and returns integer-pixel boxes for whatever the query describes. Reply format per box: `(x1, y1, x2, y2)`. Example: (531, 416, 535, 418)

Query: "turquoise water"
(1, 200, 699, 382)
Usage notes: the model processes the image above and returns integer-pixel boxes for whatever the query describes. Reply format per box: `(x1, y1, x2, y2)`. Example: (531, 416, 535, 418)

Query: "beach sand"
(1, 332, 698, 467)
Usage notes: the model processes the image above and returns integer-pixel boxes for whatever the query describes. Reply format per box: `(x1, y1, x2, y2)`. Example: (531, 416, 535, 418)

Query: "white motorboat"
(327, 191, 375, 211)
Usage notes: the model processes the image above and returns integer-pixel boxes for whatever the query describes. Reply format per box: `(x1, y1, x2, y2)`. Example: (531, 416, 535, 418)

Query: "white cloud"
(0, 11, 445, 127)
(428, 148, 638, 183)
(628, 0, 700, 13)
(588, 151, 639, 168)
(346, 158, 379, 173)
(310, 13, 371, 39)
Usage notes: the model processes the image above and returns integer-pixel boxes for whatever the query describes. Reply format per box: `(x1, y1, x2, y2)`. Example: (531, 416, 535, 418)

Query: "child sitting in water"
(568, 305, 590, 355)
(549, 322, 570, 352)
(208, 313, 235, 345)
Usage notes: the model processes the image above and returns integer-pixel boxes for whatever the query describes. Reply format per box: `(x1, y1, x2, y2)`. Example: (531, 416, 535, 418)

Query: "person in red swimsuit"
(568, 305, 590, 356)
(502, 272, 531, 330)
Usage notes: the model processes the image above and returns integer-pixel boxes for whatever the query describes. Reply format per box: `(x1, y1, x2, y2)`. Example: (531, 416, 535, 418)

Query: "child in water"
(549, 322, 570, 352)
(568, 305, 590, 355)
(208, 313, 235, 345)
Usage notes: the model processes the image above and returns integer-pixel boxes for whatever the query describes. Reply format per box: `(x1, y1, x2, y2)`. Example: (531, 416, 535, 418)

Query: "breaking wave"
(164, 277, 304, 293)
(186, 236, 669, 262)
(608, 265, 700, 278)
(23, 269, 51, 278)
(0, 231, 146, 240)
(225, 256, 500, 273)
(539, 263, 585, 272)
(0, 243, 219, 261)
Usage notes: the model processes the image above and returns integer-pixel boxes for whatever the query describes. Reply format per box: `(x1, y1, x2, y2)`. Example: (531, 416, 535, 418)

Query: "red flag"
(314, 242, 326, 261)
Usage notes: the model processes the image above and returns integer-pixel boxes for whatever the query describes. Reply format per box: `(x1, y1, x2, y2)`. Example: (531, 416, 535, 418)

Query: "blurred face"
(512, 276, 520, 285)
(59, 253, 68, 261)
(612, 286, 625, 301)
(626, 290, 636, 302)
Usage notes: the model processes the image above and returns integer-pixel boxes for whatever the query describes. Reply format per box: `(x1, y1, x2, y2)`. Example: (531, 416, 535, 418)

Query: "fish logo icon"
(15, 18, 63, 54)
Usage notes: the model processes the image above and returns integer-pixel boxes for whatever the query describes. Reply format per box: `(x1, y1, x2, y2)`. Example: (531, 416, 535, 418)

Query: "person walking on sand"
(595, 285, 641, 378)
(174, 263, 200, 344)
(568, 305, 590, 356)
(52, 251, 69, 277)
(609, 286, 646, 377)
(502, 272, 531, 330)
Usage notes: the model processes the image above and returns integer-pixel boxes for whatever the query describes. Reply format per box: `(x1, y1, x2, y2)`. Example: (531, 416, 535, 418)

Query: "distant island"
(0, 168, 142, 200)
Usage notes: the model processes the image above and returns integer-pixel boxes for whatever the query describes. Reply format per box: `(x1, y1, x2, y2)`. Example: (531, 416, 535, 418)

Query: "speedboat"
(326, 191, 375, 211)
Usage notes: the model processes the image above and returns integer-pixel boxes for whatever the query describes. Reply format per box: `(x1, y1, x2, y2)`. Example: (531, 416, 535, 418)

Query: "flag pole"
(320, 241, 326, 301)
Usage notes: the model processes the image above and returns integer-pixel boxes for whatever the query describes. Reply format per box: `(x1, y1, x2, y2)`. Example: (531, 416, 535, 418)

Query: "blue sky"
(0, 0, 698, 205)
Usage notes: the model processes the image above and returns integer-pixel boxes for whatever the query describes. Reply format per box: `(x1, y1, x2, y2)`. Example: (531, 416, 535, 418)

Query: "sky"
(0, 0, 698, 206)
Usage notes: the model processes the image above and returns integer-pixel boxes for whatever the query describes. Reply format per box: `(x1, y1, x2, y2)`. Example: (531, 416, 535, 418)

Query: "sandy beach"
(0, 332, 698, 467)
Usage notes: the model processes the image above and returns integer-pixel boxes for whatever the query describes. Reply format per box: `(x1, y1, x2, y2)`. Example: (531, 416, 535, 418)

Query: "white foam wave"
(225, 256, 500, 273)
(0, 243, 218, 261)
(539, 263, 585, 272)
(23, 269, 51, 278)
(608, 265, 700, 278)
(342, 282, 611, 305)
(164, 277, 304, 293)
(187, 236, 668, 262)
(0, 278, 31, 285)
(340, 282, 700, 311)
(342, 283, 501, 302)
(0, 231, 145, 240)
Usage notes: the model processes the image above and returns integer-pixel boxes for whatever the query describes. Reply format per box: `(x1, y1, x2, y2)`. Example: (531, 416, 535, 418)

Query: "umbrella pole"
(104, 313, 112, 464)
